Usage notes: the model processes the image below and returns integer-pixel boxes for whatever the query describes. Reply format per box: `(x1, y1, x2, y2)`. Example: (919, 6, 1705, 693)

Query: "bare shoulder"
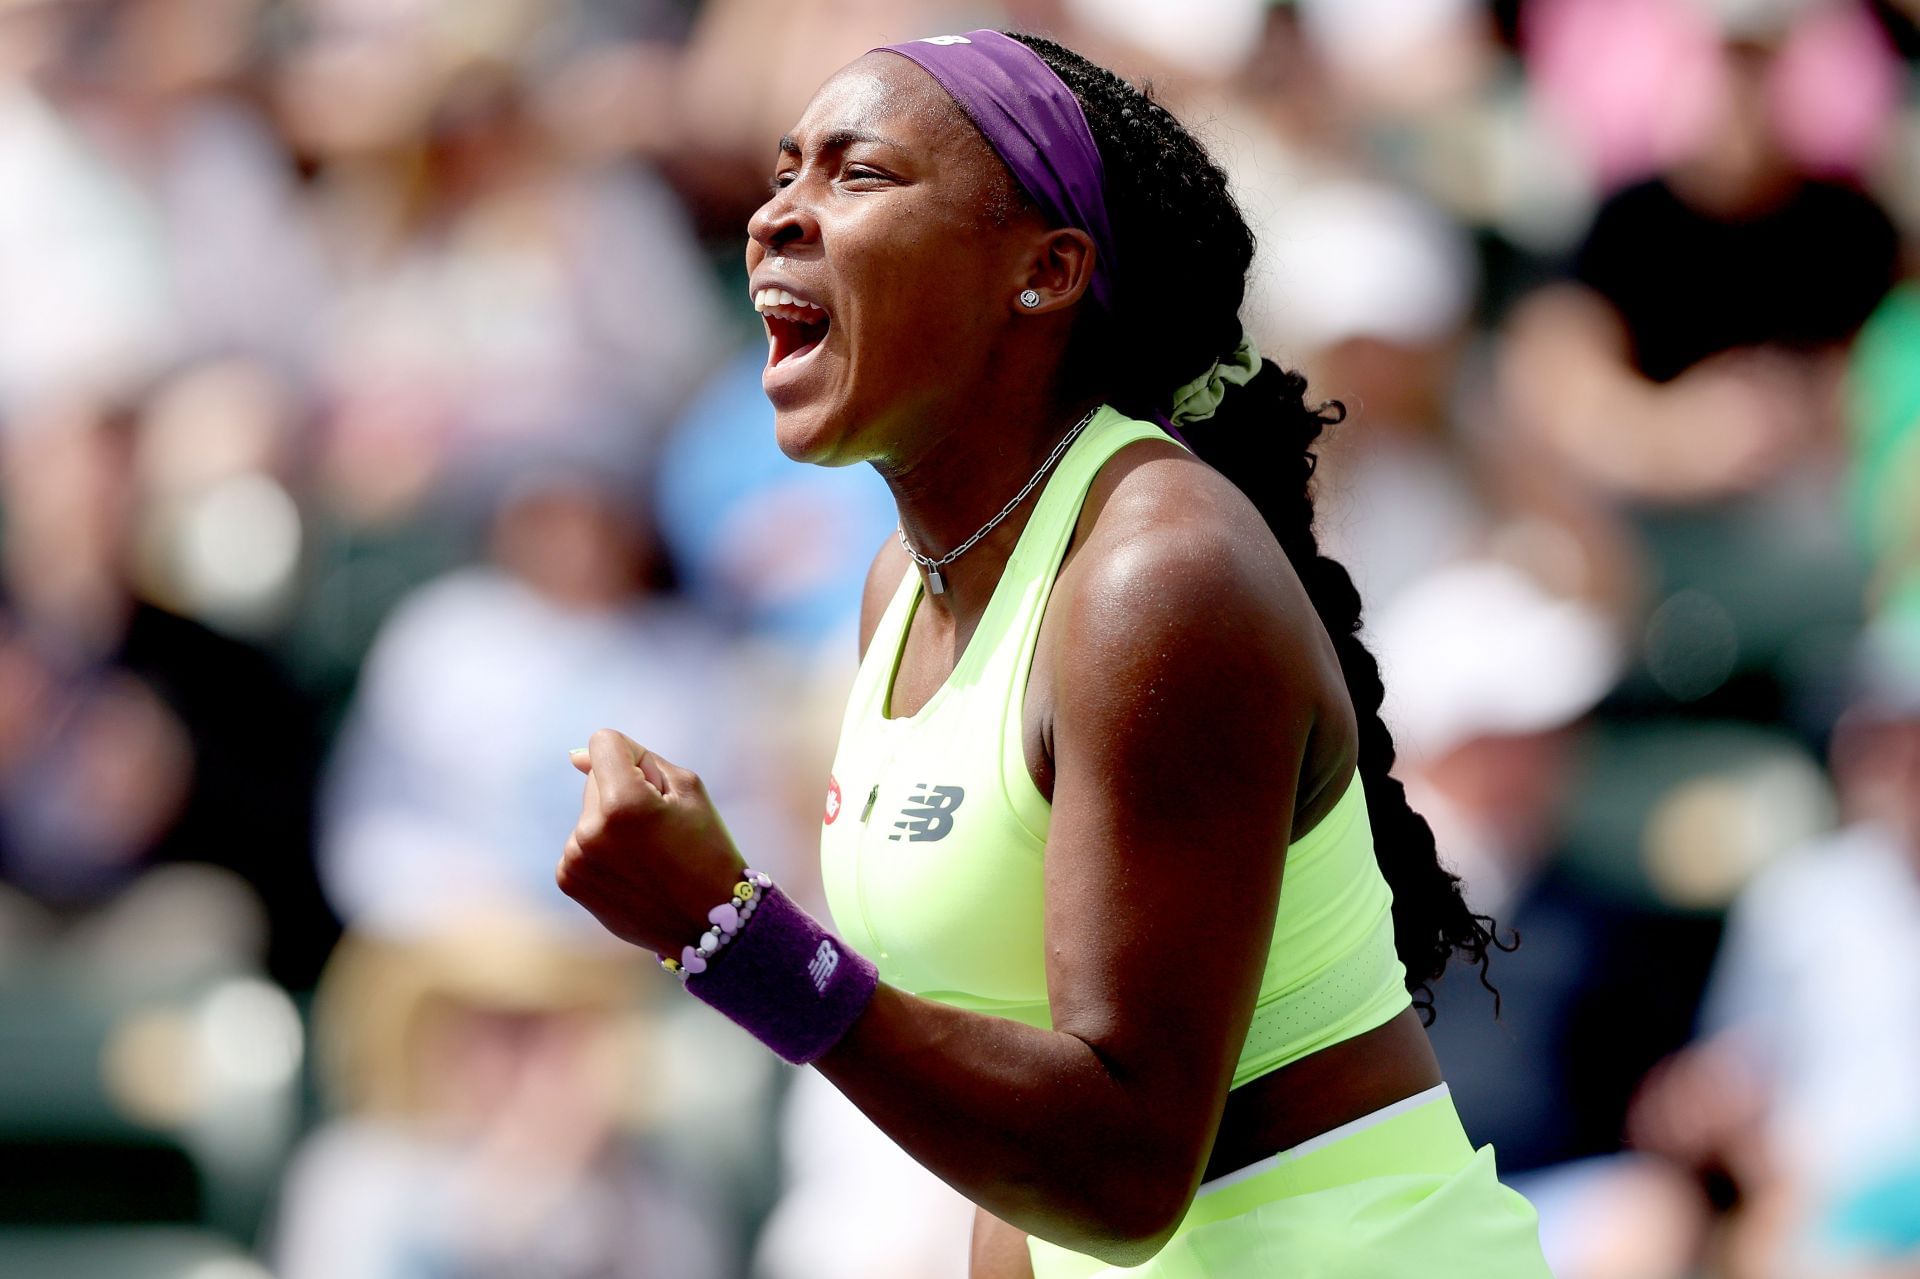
(1059, 439, 1313, 662)
(1037, 435, 1339, 849)
(858, 533, 911, 662)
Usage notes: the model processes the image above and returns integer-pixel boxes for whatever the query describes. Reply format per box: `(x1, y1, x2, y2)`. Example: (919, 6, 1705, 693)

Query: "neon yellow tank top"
(819, 407, 1410, 1087)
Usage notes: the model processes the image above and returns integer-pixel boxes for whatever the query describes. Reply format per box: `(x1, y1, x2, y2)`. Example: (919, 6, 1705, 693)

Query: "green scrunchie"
(1168, 331, 1263, 426)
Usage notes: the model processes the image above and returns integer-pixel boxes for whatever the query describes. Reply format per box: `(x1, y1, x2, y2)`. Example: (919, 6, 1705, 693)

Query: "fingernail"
(569, 747, 588, 758)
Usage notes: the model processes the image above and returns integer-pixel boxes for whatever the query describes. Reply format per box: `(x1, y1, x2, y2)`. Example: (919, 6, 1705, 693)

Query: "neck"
(875, 378, 1104, 623)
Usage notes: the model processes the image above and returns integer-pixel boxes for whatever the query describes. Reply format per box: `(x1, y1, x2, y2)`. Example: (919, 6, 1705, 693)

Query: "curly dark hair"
(1002, 31, 1513, 1021)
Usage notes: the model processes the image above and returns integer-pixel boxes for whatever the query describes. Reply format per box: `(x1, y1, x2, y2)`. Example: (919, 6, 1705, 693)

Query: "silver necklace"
(896, 405, 1097, 597)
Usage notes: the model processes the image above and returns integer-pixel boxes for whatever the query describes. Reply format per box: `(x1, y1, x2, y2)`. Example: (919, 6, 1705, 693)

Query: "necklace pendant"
(927, 567, 946, 596)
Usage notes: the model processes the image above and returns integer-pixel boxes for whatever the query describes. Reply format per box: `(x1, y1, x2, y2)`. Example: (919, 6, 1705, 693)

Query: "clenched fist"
(559, 727, 749, 956)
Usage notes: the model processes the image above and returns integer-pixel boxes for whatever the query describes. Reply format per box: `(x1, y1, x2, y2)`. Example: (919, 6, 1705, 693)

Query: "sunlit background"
(0, 0, 1917, 1276)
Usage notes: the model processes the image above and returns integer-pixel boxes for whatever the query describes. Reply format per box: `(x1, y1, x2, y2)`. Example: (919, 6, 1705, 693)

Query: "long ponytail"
(1187, 362, 1509, 1018)
(1005, 32, 1511, 1017)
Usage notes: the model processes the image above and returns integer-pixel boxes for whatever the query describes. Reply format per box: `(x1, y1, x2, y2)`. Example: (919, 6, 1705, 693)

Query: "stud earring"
(1019, 289, 1041, 308)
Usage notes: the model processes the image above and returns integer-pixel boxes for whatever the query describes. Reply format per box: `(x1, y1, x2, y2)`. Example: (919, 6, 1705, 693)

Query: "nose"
(748, 185, 818, 256)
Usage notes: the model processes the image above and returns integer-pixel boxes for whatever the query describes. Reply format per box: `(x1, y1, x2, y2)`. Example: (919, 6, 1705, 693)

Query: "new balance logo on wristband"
(807, 939, 840, 992)
(889, 784, 965, 842)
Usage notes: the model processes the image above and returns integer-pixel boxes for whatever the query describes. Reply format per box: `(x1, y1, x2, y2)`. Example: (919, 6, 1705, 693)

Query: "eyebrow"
(778, 128, 899, 156)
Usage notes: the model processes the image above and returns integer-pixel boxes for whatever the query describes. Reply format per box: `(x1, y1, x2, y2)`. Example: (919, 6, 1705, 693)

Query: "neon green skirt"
(1025, 1086, 1552, 1278)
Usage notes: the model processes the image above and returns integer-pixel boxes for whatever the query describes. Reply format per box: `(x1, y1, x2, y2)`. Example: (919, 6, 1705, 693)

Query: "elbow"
(1032, 1049, 1212, 1266)
(1055, 1161, 1194, 1269)
(1072, 1199, 1186, 1270)
(1095, 1222, 1184, 1271)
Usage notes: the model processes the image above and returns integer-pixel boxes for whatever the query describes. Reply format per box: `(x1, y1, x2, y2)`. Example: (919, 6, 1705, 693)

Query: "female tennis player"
(559, 29, 1552, 1276)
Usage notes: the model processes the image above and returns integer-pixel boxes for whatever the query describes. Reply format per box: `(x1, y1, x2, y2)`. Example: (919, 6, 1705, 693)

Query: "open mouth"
(754, 289, 831, 368)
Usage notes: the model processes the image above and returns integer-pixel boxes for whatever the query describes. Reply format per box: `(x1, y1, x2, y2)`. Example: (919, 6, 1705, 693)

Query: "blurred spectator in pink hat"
(1494, 0, 1903, 761)
(1501, 0, 1902, 508)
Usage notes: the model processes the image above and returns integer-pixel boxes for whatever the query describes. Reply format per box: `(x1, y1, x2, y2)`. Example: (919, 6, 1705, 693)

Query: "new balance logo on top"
(808, 939, 839, 993)
(889, 784, 965, 842)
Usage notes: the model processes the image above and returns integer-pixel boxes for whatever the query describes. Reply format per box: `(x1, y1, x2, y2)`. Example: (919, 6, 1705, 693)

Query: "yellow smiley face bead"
(733, 881, 756, 903)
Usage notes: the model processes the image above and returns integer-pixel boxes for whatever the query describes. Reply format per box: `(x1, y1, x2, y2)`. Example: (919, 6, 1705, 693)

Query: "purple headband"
(874, 30, 1118, 312)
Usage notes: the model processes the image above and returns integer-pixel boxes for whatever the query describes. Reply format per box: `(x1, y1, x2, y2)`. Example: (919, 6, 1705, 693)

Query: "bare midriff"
(1200, 1006, 1444, 1185)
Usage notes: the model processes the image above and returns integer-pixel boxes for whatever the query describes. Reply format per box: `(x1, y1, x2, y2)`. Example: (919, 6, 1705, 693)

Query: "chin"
(771, 403, 863, 466)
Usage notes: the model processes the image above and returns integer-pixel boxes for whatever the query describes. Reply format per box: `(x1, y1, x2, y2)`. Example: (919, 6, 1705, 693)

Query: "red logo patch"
(823, 775, 843, 825)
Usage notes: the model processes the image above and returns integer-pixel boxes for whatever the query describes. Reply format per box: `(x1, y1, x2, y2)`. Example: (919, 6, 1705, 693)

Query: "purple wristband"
(683, 882, 879, 1065)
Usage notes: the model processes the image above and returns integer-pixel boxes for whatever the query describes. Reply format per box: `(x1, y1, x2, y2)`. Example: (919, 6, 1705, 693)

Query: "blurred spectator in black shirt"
(1501, 15, 1900, 506)
(0, 390, 337, 989)
(1574, 174, 1896, 387)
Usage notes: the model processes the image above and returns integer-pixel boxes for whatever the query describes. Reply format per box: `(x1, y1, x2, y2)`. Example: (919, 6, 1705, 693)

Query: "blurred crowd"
(0, 0, 1916, 1276)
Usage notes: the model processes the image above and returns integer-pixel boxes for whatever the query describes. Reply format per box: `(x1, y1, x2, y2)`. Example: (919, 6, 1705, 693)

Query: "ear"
(1015, 227, 1098, 314)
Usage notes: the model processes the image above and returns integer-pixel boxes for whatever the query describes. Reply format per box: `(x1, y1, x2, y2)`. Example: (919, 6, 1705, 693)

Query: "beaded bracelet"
(659, 870, 881, 1065)
(658, 870, 772, 981)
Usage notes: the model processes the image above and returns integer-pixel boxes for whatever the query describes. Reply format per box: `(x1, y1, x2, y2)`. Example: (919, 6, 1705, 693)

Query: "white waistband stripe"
(1193, 1082, 1453, 1200)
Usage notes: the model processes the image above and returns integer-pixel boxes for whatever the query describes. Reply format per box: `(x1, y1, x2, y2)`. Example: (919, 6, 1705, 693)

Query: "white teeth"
(753, 288, 824, 314)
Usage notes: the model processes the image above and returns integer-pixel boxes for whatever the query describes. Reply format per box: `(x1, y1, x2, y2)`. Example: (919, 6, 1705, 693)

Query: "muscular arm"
(814, 487, 1319, 1266)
